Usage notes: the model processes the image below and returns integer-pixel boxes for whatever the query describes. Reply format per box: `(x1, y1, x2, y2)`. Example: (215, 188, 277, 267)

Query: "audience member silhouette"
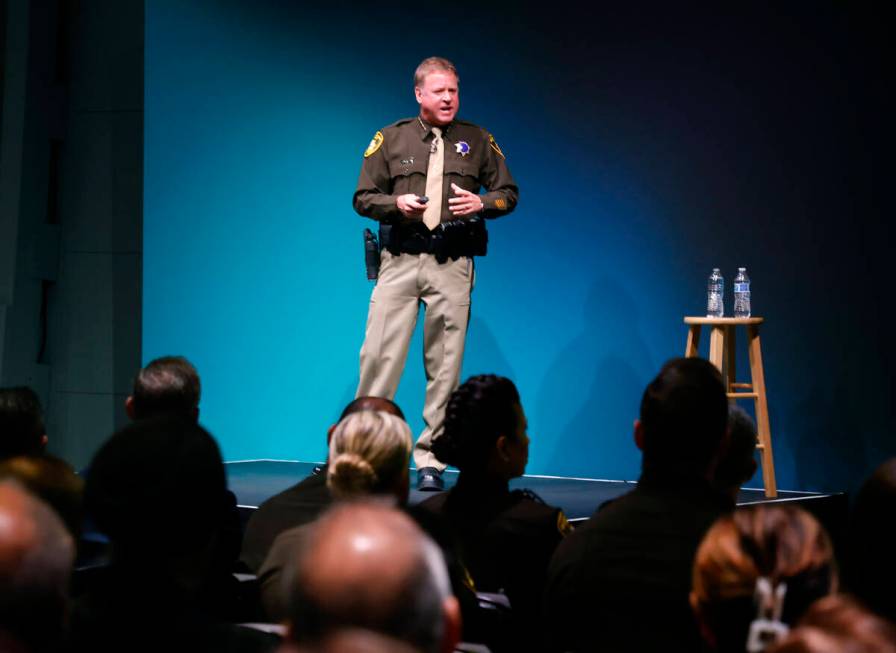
(258, 409, 413, 619)
(690, 504, 837, 653)
(70, 417, 277, 652)
(282, 501, 460, 653)
(0, 386, 48, 460)
(845, 456, 896, 625)
(712, 405, 758, 502)
(766, 594, 896, 653)
(241, 397, 405, 573)
(420, 374, 571, 651)
(543, 357, 732, 652)
(125, 355, 201, 421)
(0, 480, 75, 653)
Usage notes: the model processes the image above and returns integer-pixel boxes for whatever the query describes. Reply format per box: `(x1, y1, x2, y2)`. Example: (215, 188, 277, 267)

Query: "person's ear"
(125, 396, 137, 421)
(495, 434, 510, 462)
(633, 419, 645, 451)
(439, 595, 462, 653)
(326, 424, 336, 447)
(40, 434, 48, 449)
(415, 86, 423, 104)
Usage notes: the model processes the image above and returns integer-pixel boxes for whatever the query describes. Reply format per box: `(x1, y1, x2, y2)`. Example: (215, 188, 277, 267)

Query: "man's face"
(415, 70, 459, 126)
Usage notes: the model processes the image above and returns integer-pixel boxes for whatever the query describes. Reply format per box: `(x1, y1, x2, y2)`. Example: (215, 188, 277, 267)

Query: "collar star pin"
(455, 141, 470, 157)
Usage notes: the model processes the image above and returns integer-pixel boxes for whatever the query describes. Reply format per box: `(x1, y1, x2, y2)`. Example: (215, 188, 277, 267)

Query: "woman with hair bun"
(690, 504, 838, 653)
(420, 374, 571, 650)
(259, 410, 412, 619)
(326, 410, 413, 501)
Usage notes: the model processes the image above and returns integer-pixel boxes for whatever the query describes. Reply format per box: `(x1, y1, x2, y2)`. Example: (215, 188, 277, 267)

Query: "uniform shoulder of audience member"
(766, 594, 896, 653)
(542, 357, 732, 653)
(258, 409, 413, 621)
(846, 456, 896, 624)
(420, 375, 570, 648)
(0, 480, 75, 653)
(241, 397, 405, 574)
(0, 386, 48, 460)
(283, 501, 460, 653)
(690, 504, 837, 653)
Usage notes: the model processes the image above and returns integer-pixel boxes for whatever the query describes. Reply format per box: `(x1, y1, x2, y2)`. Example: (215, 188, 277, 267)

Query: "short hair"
(85, 416, 228, 555)
(414, 56, 458, 87)
(0, 386, 46, 459)
(766, 594, 896, 653)
(639, 357, 728, 473)
(339, 396, 405, 421)
(0, 454, 84, 539)
(286, 501, 452, 653)
(130, 355, 201, 420)
(846, 457, 896, 623)
(713, 405, 758, 493)
(691, 505, 837, 653)
(432, 374, 521, 472)
(327, 411, 412, 499)
(0, 481, 75, 651)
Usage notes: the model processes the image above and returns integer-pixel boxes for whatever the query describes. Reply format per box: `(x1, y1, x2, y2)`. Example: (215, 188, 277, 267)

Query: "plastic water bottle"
(707, 268, 724, 317)
(734, 267, 751, 317)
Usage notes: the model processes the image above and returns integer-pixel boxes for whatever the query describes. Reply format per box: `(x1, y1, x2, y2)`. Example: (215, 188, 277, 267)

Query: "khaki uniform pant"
(356, 251, 474, 470)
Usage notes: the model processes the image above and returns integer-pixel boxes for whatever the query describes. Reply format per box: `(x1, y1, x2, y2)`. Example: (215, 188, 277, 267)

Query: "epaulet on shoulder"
(387, 117, 417, 129)
(518, 488, 547, 505)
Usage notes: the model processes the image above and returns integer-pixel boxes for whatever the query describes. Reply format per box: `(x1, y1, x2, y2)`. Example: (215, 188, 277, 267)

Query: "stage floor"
(225, 460, 837, 523)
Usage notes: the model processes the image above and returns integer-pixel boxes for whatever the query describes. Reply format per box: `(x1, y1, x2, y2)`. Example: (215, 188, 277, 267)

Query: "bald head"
(0, 481, 74, 650)
(287, 501, 458, 653)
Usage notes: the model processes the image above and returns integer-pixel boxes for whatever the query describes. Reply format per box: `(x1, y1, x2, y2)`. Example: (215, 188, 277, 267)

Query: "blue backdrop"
(144, 1, 887, 492)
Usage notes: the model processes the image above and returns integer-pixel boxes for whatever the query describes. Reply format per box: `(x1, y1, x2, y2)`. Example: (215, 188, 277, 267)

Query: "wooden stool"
(683, 317, 777, 498)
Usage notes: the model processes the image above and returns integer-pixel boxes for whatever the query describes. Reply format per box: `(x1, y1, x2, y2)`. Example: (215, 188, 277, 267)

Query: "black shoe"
(416, 467, 444, 492)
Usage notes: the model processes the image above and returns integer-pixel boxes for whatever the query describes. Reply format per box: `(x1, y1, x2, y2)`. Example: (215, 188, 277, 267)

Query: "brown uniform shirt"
(353, 117, 519, 225)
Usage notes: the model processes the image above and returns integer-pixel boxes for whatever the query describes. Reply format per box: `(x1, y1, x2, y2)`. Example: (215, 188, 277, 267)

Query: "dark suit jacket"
(542, 471, 734, 653)
(239, 467, 331, 573)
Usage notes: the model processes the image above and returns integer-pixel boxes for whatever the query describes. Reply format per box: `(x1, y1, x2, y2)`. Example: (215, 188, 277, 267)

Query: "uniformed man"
(353, 56, 518, 491)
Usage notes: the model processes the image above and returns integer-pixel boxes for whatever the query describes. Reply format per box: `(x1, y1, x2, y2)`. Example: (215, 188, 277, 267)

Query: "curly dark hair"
(431, 374, 521, 472)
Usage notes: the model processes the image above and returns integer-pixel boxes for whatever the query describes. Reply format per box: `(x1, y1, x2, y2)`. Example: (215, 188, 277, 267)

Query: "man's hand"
(396, 194, 427, 218)
(448, 183, 484, 216)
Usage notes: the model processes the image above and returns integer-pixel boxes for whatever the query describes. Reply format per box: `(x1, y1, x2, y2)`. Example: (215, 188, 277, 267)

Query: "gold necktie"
(423, 127, 443, 230)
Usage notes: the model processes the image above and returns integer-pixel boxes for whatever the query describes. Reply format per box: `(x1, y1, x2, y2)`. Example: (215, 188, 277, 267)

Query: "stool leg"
(685, 325, 701, 358)
(724, 325, 736, 395)
(748, 324, 777, 498)
(708, 325, 724, 373)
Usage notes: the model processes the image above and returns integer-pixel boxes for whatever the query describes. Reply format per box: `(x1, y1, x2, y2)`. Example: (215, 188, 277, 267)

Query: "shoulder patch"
(488, 134, 505, 158)
(364, 131, 384, 158)
(557, 510, 573, 537)
(495, 198, 507, 210)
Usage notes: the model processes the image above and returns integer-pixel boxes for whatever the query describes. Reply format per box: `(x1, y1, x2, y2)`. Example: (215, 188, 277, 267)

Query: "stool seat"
(683, 316, 777, 497)
(684, 317, 764, 326)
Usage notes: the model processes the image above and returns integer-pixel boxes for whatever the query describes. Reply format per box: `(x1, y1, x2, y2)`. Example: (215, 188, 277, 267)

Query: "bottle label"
(734, 283, 750, 292)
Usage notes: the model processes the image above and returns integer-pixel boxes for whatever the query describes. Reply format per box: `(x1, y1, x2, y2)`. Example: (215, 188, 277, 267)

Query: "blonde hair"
(327, 411, 412, 499)
(414, 56, 458, 87)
